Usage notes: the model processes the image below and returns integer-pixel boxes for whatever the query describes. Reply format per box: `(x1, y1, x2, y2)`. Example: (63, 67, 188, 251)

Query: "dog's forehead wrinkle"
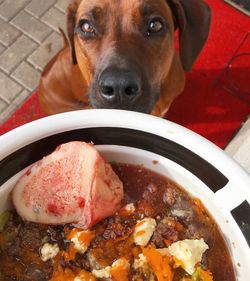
(92, 6, 103, 20)
(78, 0, 165, 21)
(77, 1, 109, 21)
(141, 2, 165, 15)
(121, 0, 169, 15)
(78, 0, 122, 15)
(79, 0, 106, 10)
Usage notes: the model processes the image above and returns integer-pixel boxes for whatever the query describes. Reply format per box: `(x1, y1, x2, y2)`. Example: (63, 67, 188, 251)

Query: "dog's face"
(72, 0, 174, 113)
(67, 0, 211, 113)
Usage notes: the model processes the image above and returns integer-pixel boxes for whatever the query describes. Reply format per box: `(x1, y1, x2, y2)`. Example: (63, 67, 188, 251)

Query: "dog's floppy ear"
(169, 0, 211, 71)
(67, 0, 81, 65)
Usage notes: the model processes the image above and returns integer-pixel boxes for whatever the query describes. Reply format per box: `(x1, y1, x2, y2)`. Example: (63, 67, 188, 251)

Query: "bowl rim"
(0, 109, 249, 279)
(0, 109, 249, 213)
(0, 109, 249, 185)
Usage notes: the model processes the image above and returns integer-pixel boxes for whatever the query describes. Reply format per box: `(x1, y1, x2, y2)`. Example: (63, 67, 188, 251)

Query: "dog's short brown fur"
(39, 0, 211, 117)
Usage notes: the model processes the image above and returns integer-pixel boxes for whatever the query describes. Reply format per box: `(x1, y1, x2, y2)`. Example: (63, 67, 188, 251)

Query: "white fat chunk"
(133, 218, 156, 246)
(124, 203, 136, 214)
(40, 243, 60, 262)
(92, 258, 130, 278)
(92, 267, 111, 278)
(112, 258, 130, 269)
(168, 238, 209, 274)
(71, 230, 92, 254)
(133, 253, 148, 270)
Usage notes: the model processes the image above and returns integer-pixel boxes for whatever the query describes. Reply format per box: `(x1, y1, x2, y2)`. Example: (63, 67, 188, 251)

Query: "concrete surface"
(0, 0, 69, 123)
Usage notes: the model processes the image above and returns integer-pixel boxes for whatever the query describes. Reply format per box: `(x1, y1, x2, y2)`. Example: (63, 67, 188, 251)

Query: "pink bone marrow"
(12, 141, 124, 229)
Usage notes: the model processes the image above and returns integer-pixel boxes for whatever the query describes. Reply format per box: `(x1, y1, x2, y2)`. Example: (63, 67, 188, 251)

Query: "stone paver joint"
(0, 0, 70, 123)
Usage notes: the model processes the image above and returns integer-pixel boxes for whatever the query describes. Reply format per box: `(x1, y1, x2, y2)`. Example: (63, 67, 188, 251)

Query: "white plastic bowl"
(0, 109, 249, 280)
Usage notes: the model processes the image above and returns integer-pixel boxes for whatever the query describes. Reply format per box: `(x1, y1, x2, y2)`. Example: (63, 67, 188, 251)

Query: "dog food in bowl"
(0, 142, 235, 281)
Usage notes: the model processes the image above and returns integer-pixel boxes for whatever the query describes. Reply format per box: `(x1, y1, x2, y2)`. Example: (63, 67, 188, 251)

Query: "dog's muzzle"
(89, 64, 157, 113)
(97, 66, 141, 106)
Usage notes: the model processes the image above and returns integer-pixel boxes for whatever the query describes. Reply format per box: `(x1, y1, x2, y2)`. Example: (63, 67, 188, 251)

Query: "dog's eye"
(147, 18, 164, 35)
(78, 20, 96, 37)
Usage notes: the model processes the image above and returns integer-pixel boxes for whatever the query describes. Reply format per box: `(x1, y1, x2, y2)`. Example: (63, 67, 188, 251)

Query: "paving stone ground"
(0, 0, 70, 124)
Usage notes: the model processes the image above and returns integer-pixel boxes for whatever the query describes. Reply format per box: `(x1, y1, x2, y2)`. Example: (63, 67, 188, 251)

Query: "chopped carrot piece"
(77, 270, 97, 281)
(135, 230, 145, 237)
(110, 258, 130, 281)
(78, 230, 94, 245)
(164, 239, 172, 247)
(61, 244, 77, 261)
(132, 246, 141, 257)
(142, 246, 174, 281)
(199, 268, 213, 281)
(66, 228, 94, 243)
(49, 265, 75, 281)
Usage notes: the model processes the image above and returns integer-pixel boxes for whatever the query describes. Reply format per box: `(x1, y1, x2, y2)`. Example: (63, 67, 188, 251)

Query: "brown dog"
(39, 0, 211, 117)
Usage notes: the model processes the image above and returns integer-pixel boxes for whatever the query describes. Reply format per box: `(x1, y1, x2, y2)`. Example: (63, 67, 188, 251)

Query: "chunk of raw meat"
(12, 142, 124, 229)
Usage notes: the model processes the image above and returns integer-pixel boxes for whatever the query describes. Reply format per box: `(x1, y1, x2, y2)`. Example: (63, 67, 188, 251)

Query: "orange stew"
(0, 163, 235, 281)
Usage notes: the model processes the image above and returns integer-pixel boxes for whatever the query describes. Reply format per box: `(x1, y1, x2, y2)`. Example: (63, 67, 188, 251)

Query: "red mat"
(0, 0, 250, 148)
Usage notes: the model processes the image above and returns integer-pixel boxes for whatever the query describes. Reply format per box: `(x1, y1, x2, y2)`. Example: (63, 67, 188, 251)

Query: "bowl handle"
(214, 181, 247, 212)
(215, 181, 250, 247)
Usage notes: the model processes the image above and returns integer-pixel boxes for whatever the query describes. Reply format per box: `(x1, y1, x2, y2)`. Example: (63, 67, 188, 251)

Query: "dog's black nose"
(99, 68, 140, 103)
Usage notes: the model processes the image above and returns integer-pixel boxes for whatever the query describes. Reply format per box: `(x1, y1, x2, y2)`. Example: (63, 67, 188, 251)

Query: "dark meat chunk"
(25, 266, 52, 281)
(152, 222, 178, 248)
(0, 216, 54, 281)
(137, 201, 155, 217)
(102, 216, 133, 240)
(6, 243, 21, 257)
(163, 188, 176, 206)
(76, 255, 92, 271)
(142, 184, 157, 201)
(20, 223, 48, 249)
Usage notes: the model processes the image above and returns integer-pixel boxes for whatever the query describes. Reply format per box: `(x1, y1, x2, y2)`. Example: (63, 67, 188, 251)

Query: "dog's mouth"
(89, 96, 155, 114)
(88, 67, 159, 114)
